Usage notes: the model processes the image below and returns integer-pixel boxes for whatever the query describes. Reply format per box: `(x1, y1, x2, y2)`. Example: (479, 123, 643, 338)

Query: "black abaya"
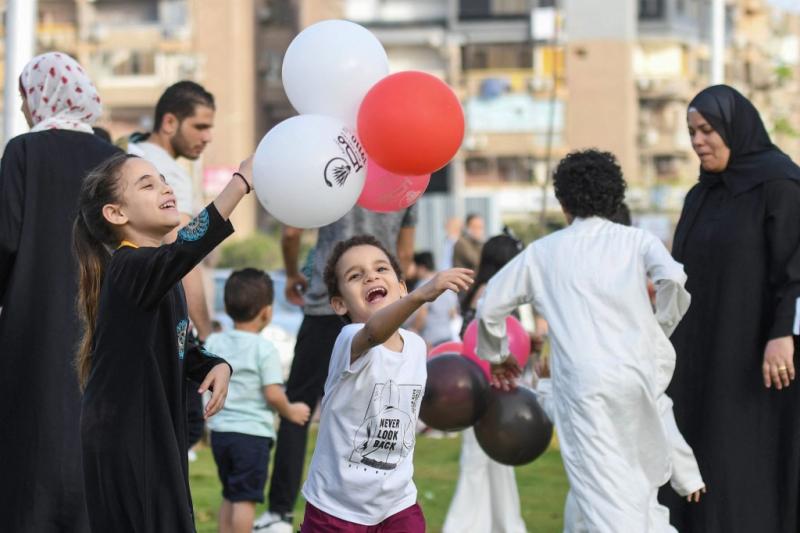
(0, 130, 119, 533)
(81, 204, 232, 533)
(663, 85, 800, 533)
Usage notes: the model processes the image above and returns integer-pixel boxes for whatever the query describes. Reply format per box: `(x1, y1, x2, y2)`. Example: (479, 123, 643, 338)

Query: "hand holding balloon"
(490, 357, 522, 391)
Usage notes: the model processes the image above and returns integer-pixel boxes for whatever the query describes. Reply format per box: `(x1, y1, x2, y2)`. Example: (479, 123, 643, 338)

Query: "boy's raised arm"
(477, 246, 537, 364)
(351, 269, 473, 362)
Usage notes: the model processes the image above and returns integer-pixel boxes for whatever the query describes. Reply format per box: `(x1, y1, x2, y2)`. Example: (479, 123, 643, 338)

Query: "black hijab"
(688, 84, 800, 194)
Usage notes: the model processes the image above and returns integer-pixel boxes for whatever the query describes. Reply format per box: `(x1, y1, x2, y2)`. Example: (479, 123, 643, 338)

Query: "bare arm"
(350, 268, 474, 362)
(282, 225, 307, 306)
(263, 384, 310, 425)
(212, 157, 252, 221)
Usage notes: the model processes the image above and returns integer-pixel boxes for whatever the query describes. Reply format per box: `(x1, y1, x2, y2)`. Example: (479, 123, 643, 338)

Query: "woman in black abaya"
(662, 85, 800, 532)
(0, 53, 119, 532)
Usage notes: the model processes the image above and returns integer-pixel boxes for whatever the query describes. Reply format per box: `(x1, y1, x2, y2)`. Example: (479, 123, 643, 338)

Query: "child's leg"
(230, 501, 256, 533)
(377, 503, 425, 533)
(218, 499, 233, 533)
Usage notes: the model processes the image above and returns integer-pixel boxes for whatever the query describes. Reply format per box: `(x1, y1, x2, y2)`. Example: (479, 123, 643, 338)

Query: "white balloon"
(282, 19, 389, 126)
(253, 115, 367, 229)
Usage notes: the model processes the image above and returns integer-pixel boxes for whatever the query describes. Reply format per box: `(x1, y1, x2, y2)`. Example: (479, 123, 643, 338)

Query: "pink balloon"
(428, 341, 464, 359)
(357, 158, 430, 213)
(462, 317, 531, 368)
(428, 340, 490, 378)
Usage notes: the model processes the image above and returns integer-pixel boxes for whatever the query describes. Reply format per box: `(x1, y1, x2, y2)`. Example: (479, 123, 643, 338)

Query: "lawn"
(189, 428, 569, 532)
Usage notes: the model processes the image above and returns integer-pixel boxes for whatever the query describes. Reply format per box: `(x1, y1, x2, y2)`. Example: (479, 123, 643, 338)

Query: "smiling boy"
(298, 235, 473, 532)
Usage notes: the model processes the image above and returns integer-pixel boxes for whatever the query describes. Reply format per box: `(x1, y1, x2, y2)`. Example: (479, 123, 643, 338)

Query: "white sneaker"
(253, 511, 293, 532)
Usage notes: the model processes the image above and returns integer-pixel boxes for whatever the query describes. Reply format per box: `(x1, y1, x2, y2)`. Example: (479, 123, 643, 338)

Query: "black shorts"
(210, 431, 273, 503)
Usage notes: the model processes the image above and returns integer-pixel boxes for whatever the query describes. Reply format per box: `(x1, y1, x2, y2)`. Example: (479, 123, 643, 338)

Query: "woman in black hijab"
(662, 85, 800, 532)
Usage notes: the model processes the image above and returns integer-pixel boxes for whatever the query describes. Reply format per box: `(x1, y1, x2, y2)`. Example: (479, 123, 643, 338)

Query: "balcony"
(344, 0, 448, 26)
(89, 0, 191, 43)
(90, 50, 199, 106)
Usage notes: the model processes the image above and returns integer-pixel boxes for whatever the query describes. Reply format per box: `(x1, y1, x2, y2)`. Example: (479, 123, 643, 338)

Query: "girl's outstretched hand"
(490, 357, 522, 391)
(199, 364, 231, 419)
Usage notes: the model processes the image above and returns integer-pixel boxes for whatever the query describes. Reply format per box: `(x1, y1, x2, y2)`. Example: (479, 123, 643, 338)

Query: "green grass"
(190, 428, 569, 532)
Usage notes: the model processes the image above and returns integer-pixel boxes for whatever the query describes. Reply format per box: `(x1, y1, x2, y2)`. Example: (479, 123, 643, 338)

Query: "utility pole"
(533, 0, 561, 229)
(3, 0, 37, 148)
(711, 0, 725, 84)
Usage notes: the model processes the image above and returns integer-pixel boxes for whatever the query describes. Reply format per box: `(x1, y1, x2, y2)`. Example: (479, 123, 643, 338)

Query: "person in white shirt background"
(479, 149, 704, 533)
(443, 232, 528, 533)
(409, 251, 460, 348)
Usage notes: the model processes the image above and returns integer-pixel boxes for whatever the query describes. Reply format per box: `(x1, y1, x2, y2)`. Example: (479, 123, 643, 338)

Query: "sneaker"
(253, 511, 293, 532)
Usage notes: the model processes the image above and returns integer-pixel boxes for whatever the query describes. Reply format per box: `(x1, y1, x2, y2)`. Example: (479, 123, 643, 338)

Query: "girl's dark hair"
(462, 233, 524, 314)
(553, 149, 627, 219)
(324, 235, 402, 299)
(224, 268, 274, 322)
(73, 152, 136, 391)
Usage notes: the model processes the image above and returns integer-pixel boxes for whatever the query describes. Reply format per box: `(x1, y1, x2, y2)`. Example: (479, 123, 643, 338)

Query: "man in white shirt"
(127, 81, 215, 341)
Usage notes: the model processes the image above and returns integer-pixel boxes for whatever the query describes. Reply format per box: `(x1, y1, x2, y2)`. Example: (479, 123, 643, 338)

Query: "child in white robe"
(477, 150, 703, 533)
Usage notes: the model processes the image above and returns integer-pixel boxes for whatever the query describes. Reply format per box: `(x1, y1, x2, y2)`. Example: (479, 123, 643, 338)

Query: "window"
(638, 0, 665, 20)
(460, 0, 528, 20)
(460, 0, 491, 19)
(94, 0, 159, 25)
(498, 156, 534, 182)
(466, 157, 492, 175)
(463, 43, 533, 70)
(97, 50, 157, 77)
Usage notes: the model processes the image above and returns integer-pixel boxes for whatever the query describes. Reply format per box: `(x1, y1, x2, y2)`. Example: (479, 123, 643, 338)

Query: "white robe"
(442, 427, 528, 533)
(477, 217, 695, 533)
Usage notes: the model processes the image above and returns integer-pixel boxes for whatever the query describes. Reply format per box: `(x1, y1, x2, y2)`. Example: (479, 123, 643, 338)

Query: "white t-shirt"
(302, 324, 427, 525)
(128, 140, 195, 216)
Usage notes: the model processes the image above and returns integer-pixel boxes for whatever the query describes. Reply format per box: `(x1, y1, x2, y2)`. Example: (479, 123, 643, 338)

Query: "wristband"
(233, 171, 251, 194)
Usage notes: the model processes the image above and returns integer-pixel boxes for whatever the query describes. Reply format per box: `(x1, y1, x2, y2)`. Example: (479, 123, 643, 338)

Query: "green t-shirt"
(205, 330, 283, 439)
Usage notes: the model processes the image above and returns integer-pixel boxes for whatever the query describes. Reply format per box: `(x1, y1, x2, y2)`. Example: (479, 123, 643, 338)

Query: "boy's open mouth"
(366, 287, 387, 303)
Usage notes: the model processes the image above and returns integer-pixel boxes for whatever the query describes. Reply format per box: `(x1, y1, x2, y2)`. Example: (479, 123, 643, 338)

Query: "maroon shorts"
(300, 502, 426, 532)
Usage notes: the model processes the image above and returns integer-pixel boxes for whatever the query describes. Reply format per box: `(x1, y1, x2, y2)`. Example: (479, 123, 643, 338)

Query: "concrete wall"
(193, 0, 258, 236)
(564, 0, 639, 180)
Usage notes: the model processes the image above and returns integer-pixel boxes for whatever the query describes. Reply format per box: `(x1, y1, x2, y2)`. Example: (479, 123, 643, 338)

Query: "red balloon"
(429, 341, 464, 359)
(462, 317, 531, 368)
(357, 71, 465, 175)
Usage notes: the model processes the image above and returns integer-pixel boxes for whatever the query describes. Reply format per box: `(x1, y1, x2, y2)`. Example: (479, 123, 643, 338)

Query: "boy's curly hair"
(553, 149, 627, 219)
(324, 235, 403, 300)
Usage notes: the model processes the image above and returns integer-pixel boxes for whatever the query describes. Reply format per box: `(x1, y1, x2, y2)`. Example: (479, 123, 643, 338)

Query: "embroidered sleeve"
(112, 203, 234, 309)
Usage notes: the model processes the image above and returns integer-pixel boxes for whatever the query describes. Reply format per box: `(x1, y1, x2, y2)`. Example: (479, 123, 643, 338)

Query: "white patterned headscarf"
(19, 52, 102, 134)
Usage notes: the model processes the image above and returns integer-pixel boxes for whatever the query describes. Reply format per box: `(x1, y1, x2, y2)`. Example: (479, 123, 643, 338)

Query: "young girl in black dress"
(73, 151, 254, 532)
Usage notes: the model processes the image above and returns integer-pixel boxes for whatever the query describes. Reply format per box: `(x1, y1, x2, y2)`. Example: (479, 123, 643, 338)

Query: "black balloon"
(474, 386, 553, 466)
(420, 353, 490, 431)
